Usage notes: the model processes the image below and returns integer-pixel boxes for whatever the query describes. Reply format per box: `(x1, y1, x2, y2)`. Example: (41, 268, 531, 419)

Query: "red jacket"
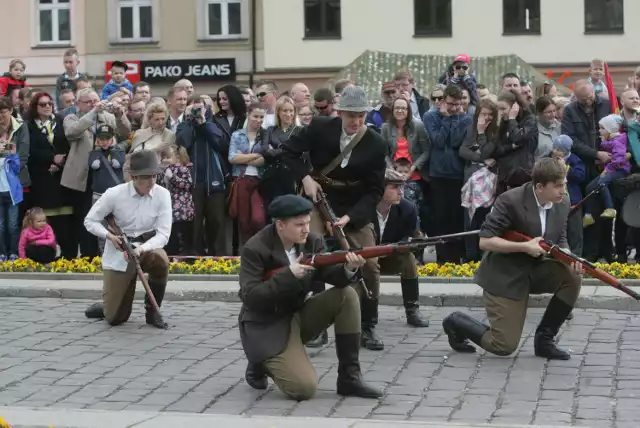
(0, 73, 27, 96)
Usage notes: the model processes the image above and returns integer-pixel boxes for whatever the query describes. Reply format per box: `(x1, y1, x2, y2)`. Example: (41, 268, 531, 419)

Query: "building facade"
(262, 0, 639, 89)
(0, 0, 637, 96)
(0, 0, 265, 94)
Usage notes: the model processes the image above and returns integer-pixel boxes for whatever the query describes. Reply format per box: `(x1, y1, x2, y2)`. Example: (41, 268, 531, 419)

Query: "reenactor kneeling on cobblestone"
(84, 150, 172, 329)
(238, 194, 382, 401)
(443, 159, 582, 359)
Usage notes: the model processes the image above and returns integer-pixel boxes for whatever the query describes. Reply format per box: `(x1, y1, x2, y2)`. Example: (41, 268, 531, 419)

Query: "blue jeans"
(0, 192, 19, 256)
(586, 169, 628, 213)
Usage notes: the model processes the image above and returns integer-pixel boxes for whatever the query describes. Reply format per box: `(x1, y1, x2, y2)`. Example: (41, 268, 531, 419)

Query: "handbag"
(227, 171, 243, 219)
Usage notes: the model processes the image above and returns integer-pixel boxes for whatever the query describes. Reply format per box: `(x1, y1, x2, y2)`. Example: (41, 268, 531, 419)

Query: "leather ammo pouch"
(128, 230, 156, 244)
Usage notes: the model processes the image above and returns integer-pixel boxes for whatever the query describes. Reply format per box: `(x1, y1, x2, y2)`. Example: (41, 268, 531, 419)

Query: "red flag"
(604, 61, 619, 114)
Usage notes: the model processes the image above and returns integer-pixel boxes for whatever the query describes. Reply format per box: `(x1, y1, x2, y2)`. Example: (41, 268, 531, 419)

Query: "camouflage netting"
(327, 50, 571, 105)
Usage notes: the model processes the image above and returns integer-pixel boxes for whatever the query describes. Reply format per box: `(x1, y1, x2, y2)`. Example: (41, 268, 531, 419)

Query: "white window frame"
(197, 0, 249, 40)
(109, 0, 160, 43)
(35, 0, 72, 45)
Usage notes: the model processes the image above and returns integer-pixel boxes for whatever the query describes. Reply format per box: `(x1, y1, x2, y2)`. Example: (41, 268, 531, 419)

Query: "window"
(414, 0, 452, 37)
(503, 0, 541, 35)
(585, 0, 624, 34)
(117, 0, 153, 41)
(203, 0, 244, 39)
(304, 0, 341, 39)
(37, 0, 71, 45)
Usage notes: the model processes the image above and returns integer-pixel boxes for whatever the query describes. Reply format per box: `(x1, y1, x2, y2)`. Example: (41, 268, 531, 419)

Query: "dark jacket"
(282, 116, 387, 231)
(459, 124, 497, 183)
(411, 88, 430, 120)
(380, 119, 431, 176)
(238, 225, 356, 362)
(566, 154, 586, 205)
(374, 198, 420, 244)
(54, 72, 88, 110)
(176, 120, 226, 194)
(475, 182, 570, 301)
(212, 112, 246, 180)
(26, 118, 69, 209)
(561, 98, 610, 178)
(481, 113, 538, 184)
(256, 125, 303, 202)
(7, 117, 30, 187)
(423, 110, 471, 179)
(87, 147, 126, 194)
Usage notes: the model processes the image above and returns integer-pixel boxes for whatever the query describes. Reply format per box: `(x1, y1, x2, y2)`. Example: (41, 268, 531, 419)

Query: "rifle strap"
(319, 125, 367, 177)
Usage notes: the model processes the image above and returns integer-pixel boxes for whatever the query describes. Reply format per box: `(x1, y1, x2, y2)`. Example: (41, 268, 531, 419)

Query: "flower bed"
(1, 257, 640, 279)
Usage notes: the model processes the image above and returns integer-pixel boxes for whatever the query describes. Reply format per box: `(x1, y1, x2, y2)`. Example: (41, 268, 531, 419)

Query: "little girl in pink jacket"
(19, 207, 57, 264)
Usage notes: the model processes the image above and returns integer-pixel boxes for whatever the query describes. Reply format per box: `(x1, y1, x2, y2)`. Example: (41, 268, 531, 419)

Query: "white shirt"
(340, 129, 356, 168)
(169, 113, 183, 133)
(84, 182, 172, 272)
(377, 209, 391, 241)
(532, 188, 553, 237)
(262, 113, 276, 129)
(245, 139, 260, 176)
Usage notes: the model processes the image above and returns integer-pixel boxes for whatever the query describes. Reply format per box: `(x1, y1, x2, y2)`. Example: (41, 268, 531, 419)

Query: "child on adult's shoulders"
(101, 60, 134, 101)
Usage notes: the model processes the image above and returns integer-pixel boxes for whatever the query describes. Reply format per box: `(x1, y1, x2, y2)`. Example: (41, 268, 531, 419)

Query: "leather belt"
(312, 174, 361, 188)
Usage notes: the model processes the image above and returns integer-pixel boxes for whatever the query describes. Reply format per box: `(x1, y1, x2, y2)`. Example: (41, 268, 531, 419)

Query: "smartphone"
(191, 106, 202, 118)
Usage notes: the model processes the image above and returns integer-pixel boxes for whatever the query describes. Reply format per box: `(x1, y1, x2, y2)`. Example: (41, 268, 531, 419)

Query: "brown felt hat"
(125, 150, 163, 176)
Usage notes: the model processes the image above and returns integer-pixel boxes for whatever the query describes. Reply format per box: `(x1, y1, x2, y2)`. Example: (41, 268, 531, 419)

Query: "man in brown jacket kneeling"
(239, 194, 382, 401)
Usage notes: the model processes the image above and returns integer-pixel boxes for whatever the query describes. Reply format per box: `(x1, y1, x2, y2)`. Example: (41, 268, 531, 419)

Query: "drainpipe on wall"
(249, 0, 257, 88)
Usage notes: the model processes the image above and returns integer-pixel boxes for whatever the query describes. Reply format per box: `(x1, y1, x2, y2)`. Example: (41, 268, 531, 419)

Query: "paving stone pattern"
(0, 298, 639, 427)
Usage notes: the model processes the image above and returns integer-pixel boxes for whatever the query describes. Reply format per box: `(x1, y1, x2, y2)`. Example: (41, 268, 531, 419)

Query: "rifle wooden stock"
(261, 231, 475, 281)
(503, 230, 640, 301)
(314, 193, 371, 297)
(104, 215, 163, 313)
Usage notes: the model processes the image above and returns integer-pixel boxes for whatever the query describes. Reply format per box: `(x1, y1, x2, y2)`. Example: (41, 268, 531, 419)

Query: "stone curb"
(0, 406, 574, 428)
(1, 285, 639, 311)
(0, 271, 636, 287)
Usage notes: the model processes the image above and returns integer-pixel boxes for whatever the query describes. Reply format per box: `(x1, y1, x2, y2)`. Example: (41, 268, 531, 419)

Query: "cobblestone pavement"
(0, 298, 639, 427)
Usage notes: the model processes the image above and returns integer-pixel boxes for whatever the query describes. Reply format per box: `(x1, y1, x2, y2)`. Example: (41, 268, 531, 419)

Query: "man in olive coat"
(239, 194, 382, 401)
(442, 158, 581, 359)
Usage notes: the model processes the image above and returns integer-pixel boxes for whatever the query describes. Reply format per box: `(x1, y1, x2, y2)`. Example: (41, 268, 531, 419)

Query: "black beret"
(268, 195, 314, 219)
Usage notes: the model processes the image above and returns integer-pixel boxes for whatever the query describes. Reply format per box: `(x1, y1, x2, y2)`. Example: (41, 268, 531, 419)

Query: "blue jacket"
(566, 153, 586, 205)
(365, 105, 389, 131)
(101, 78, 134, 100)
(1, 154, 23, 205)
(423, 110, 471, 179)
(229, 129, 265, 178)
(176, 121, 226, 194)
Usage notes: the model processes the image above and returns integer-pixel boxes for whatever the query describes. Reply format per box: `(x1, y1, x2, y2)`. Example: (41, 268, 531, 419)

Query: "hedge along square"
(1, 258, 640, 279)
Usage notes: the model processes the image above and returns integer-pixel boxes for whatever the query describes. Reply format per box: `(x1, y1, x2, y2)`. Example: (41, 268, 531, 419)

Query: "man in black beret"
(238, 194, 382, 401)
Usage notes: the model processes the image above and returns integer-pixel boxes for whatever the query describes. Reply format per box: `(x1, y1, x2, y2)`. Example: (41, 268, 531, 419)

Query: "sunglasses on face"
(38, 101, 53, 107)
(257, 91, 273, 98)
(431, 96, 444, 102)
(455, 65, 469, 71)
(315, 104, 330, 110)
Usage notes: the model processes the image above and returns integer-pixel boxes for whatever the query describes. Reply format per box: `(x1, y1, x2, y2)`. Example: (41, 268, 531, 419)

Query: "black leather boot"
(401, 278, 429, 327)
(85, 303, 104, 319)
(145, 281, 168, 329)
(335, 333, 382, 398)
(442, 311, 489, 353)
(305, 330, 329, 348)
(534, 295, 572, 360)
(245, 362, 268, 390)
(360, 298, 383, 351)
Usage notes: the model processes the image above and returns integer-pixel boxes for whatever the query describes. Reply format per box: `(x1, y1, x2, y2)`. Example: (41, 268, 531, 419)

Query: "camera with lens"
(190, 106, 202, 120)
(103, 102, 115, 113)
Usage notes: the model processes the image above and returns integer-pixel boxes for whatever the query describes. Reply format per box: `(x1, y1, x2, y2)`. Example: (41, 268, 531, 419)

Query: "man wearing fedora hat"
(281, 85, 389, 351)
(84, 150, 172, 329)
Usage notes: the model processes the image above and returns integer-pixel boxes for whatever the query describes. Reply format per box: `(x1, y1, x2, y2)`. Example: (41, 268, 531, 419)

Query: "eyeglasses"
(257, 91, 273, 98)
(314, 104, 330, 110)
(455, 65, 469, 71)
(431, 96, 444, 102)
(38, 101, 53, 107)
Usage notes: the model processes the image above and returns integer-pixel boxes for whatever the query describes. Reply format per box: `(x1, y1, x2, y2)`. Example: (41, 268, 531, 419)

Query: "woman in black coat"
(25, 92, 75, 259)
